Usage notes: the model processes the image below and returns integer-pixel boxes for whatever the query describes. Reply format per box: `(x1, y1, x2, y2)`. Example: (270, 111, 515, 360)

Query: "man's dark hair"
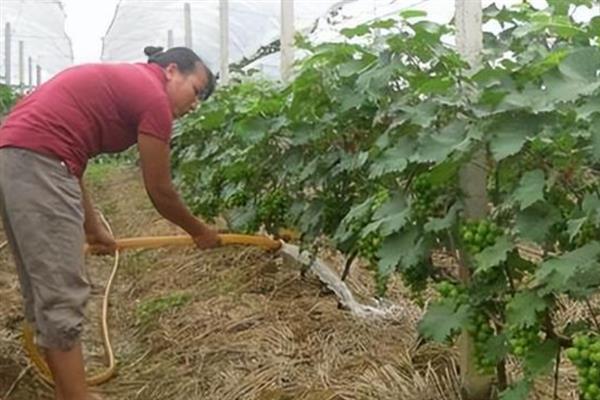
(143, 46, 215, 100)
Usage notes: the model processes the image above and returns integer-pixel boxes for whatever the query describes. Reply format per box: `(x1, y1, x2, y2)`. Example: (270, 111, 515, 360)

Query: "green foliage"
(535, 242, 600, 297)
(136, 292, 191, 325)
(505, 291, 547, 328)
(418, 301, 471, 343)
(499, 380, 531, 400)
(170, 2, 600, 390)
(511, 170, 546, 210)
(0, 84, 17, 115)
(85, 155, 130, 185)
(92, 147, 139, 167)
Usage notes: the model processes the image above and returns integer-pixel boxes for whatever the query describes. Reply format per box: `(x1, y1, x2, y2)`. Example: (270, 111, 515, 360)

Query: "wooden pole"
(28, 56, 32, 89)
(36, 64, 41, 86)
(455, 1, 492, 399)
(184, 3, 192, 48)
(280, 0, 294, 82)
(4, 23, 11, 86)
(167, 29, 174, 48)
(18, 40, 24, 93)
(456, 1, 486, 218)
(219, 0, 229, 85)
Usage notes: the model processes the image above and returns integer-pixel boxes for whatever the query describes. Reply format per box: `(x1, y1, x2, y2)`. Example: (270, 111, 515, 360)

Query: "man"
(0, 46, 220, 400)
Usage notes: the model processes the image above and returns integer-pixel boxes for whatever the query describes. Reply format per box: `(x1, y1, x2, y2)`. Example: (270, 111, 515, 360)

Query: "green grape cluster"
(357, 232, 382, 265)
(460, 219, 503, 254)
(436, 281, 468, 342)
(566, 334, 600, 400)
(347, 187, 393, 297)
(411, 174, 440, 222)
(507, 324, 541, 357)
(372, 187, 390, 209)
(436, 281, 468, 305)
(354, 187, 390, 264)
(438, 283, 497, 373)
(466, 312, 496, 374)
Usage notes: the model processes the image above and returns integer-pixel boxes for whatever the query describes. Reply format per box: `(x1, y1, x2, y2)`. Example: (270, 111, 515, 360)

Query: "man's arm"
(80, 179, 99, 235)
(137, 133, 219, 249)
(80, 179, 116, 253)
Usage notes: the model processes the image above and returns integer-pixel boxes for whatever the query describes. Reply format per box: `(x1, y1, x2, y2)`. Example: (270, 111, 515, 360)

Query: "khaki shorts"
(0, 147, 89, 350)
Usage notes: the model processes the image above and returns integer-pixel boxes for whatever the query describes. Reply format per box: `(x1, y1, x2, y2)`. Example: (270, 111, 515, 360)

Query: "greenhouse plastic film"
(101, 0, 350, 69)
(101, 0, 460, 77)
(242, 0, 599, 80)
(0, 0, 73, 85)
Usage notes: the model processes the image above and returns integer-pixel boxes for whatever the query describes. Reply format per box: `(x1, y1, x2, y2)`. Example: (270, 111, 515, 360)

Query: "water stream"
(279, 242, 403, 319)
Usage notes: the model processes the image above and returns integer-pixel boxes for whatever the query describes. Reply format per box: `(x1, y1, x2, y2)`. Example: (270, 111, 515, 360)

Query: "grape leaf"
(499, 380, 531, 400)
(506, 291, 548, 328)
(418, 302, 471, 343)
(511, 169, 545, 210)
(474, 236, 515, 273)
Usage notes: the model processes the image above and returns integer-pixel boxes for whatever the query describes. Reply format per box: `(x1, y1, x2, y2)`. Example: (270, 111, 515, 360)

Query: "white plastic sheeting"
(101, 0, 345, 69)
(244, 0, 600, 79)
(0, 0, 73, 85)
(101, 0, 600, 80)
(243, 0, 458, 78)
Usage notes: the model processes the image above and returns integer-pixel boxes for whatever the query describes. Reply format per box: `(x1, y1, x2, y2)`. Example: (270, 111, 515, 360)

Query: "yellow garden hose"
(110, 233, 282, 252)
(22, 232, 282, 386)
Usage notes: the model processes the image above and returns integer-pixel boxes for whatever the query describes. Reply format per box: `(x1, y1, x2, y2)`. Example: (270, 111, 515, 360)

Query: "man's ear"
(164, 63, 179, 80)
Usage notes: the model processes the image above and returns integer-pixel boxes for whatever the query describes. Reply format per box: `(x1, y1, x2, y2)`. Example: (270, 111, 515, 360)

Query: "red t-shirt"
(0, 63, 172, 177)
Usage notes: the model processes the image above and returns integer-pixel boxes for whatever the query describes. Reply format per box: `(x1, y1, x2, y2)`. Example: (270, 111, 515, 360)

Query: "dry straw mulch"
(0, 167, 459, 400)
(0, 166, 590, 400)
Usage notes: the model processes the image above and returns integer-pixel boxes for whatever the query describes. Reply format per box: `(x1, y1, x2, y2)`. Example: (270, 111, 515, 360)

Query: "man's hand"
(191, 226, 221, 250)
(86, 225, 117, 255)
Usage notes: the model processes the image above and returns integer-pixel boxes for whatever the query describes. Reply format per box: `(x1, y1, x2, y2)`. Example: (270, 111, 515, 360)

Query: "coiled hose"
(23, 232, 281, 386)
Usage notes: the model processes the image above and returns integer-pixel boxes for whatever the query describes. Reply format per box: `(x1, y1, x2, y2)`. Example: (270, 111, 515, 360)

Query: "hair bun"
(143, 46, 164, 58)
